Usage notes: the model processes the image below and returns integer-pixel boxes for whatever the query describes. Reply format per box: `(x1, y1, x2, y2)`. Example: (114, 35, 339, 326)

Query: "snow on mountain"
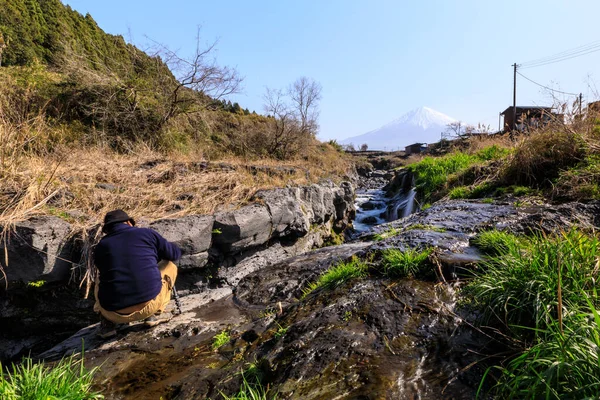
(341, 107, 457, 150)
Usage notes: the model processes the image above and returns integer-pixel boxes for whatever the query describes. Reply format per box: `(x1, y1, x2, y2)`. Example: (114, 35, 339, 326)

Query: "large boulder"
(149, 215, 214, 268)
(213, 204, 273, 254)
(0, 216, 74, 284)
(253, 188, 309, 237)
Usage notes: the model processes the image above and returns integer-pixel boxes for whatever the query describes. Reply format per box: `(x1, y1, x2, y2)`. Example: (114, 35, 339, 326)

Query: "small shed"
(404, 143, 427, 155)
(501, 106, 554, 132)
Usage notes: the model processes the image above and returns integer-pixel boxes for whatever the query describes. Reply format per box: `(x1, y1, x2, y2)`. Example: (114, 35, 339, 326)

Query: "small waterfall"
(386, 171, 418, 221)
(353, 168, 419, 233)
(401, 188, 416, 218)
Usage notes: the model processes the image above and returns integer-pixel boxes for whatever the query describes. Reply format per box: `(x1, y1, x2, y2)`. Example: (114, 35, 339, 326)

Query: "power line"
(519, 40, 600, 69)
(521, 40, 600, 66)
(516, 71, 579, 96)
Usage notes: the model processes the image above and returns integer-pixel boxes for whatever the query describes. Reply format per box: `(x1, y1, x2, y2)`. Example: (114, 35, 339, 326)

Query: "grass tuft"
(212, 330, 231, 351)
(0, 354, 103, 400)
(472, 230, 525, 256)
(221, 373, 276, 400)
(381, 248, 432, 278)
(302, 256, 368, 298)
(466, 229, 599, 336)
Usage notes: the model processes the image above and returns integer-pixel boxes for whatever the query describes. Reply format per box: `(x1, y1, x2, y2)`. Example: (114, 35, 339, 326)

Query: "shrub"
(0, 355, 103, 400)
(501, 130, 586, 187)
(381, 248, 432, 278)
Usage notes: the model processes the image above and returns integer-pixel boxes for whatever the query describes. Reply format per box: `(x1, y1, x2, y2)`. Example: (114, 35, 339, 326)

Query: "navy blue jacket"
(94, 224, 181, 311)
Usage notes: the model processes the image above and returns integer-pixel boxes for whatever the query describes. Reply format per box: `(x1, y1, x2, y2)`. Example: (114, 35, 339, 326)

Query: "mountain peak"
(392, 106, 456, 130)
(341, 107, 459, 150)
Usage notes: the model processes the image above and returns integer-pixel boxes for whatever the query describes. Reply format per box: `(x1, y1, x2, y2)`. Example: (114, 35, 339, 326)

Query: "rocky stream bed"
(2, 169, 600, 399)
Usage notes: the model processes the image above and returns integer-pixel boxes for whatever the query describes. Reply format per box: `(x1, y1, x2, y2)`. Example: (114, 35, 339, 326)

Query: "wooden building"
(404, 143, 427, 155)
(501, 106, 555, 132)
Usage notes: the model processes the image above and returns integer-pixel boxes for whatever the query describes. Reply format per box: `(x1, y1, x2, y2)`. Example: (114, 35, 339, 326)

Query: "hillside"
(0, 0, 350, 226)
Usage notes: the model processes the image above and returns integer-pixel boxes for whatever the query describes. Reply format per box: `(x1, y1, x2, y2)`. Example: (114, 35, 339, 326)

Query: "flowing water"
(354, 169, 418, 232)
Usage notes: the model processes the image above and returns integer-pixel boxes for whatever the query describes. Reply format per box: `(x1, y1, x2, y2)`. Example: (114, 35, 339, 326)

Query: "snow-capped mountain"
(341, 107, 457, 150)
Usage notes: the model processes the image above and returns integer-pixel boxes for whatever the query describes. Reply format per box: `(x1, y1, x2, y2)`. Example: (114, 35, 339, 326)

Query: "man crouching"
(93, 210, 181, 339)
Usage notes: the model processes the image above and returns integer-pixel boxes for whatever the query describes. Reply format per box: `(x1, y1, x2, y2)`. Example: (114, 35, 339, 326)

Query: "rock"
(213, 204, 273, 254)
(149, 215, 214, 268)
(235, 242, 371, 306)
(360, 200, 382, 210)
(0, 216, 74, 283)
(298, 182, 337, 224)
(254, 188, 309, 237)
(361, 216, 378, 224)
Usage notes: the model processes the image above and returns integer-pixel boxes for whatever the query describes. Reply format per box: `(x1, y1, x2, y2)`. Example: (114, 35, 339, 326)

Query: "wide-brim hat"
(102, 209, 135, 232)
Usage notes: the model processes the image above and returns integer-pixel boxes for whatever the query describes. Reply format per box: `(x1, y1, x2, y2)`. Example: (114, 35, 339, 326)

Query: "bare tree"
(263, 77, 323, 159)
(148, 28, 243, 125)
(263, 87, 298, 158)
(443, 121, 463, 139)
(360, 143, 368, 151)
(288, 77, 322, 136)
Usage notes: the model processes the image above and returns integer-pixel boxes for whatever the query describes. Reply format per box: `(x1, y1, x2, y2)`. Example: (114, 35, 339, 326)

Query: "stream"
(354, 169, 418, 232)
(29, 167, 600, 399)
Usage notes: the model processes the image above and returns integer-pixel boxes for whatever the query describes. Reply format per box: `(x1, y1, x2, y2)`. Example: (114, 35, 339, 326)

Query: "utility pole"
(512, 63, 517, 136)
(579, 93, 583, 116)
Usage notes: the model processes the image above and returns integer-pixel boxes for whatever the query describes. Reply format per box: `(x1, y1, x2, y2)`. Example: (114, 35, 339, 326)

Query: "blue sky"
(62, 0, 600, 140)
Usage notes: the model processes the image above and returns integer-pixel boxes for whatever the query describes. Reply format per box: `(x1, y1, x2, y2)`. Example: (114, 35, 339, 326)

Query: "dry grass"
(0, 146, 351, 228)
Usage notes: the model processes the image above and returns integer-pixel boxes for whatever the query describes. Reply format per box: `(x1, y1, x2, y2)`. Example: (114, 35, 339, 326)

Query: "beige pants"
(94, 260, 178, 324)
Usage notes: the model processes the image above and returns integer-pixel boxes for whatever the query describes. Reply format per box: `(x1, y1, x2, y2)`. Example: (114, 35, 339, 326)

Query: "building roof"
(405, 142, 427, 147)
(501, 106, 553, 115)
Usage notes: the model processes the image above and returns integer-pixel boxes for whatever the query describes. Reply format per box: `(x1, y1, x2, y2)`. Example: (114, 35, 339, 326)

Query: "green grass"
(381, 248, 432, 278)
(273, 323, 288, 340)
(472, 230, 525, 256)
(467, 229, 600, 336)
(407, 152, 477, 202)
(405, 224, 446, 233)
(212, 330, 231, 351)
(469, 230, 600, 398)
(0, 355, 103, 400)
(302, 257, 368, 298)
(475, 145, 510, 161)
(407, 146, 510, 202)
(221, 373, 276, 400)
(373, 226, 402, 241)
(448, 186, 471, 199)
(479, 293, 600, 399)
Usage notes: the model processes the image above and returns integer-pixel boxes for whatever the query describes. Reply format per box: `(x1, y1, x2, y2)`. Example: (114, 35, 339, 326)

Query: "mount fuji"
(341, 107, 457, 150)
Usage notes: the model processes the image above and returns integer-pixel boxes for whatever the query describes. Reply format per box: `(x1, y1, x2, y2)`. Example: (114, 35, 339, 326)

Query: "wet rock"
(213, 204, 273, 254)
(0, 216, 75, 284)
(361, 216, 378, 224)
(149, 215, 214, 268)
(235, 242, 371, 307)
(360, 200, 384, 211)
(254, 188, 309, 237)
